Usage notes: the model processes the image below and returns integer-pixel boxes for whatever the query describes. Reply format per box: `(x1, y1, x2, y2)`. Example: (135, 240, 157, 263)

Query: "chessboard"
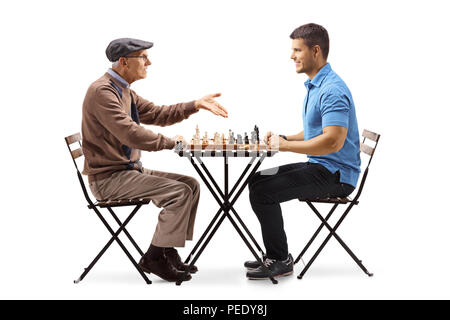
(188, 141, 268, 151)
(175, 124, 271, 151)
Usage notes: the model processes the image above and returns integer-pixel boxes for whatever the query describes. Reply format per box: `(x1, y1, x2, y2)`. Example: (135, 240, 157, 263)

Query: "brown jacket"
(82, 72, 197, 180)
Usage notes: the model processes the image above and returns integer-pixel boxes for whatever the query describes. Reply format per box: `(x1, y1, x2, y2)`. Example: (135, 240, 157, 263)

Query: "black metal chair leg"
(298, 225, 373, 279)
(308, 202, 372, 276)
(294, 203, 339, 264)
(74, 235, 116, 283)
(107, 207, 145, 256)
(75, 205, 151, 284)
(75, 207, 138, 283)
(298, 202, 372, 279)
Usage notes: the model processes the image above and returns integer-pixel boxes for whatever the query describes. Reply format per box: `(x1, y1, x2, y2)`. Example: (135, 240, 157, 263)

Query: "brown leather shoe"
(165, 248, 198, 274)
(138, 255, 191, 282)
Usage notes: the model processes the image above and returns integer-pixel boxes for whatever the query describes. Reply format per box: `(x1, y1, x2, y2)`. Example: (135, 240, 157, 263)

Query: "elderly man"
(81, 38, 228, 282)
(245, 24, 361, 280)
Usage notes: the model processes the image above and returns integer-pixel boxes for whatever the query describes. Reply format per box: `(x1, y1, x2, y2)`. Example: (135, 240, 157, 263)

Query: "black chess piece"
(254, 125, 260, 144)
(175, 141, 183, 151)
(244, 132, 249, 144)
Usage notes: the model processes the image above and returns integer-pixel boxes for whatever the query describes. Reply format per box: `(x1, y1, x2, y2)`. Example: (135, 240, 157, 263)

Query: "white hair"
(112, 60, 120, 68)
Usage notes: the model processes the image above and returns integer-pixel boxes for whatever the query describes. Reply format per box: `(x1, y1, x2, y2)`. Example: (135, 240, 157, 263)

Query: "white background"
(1, 0, 449, 299)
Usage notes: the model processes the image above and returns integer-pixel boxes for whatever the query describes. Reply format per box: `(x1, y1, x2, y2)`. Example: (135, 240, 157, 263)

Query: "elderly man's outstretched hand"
(194, 93, 228, 118)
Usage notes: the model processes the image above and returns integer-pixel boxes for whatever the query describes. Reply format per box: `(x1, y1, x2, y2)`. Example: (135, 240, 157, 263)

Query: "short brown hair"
(290, 23, 329, 60)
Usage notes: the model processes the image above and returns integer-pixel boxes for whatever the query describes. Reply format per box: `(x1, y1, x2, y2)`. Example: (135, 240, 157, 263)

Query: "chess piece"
(214, 132, 221, 145)
(202, 132, 209, 145)
(237, 134, 243, 145)
(175, 141, 185, 151)
(244, 132, 249, 144)
(195, 125, 200, 138)
(193, 124, 201, 145)
(254, 125, 260, 144)
(229, 132, 236, 144)
(250, 130, 257, 144)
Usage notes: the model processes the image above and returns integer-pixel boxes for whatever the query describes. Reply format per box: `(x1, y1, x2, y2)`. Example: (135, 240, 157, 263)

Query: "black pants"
(248, 162, 355, 260)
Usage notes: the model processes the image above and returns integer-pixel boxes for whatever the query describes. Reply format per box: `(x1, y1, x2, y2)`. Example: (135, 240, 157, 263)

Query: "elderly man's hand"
(195, 93, 228, 118)
(173, 135, 187, 145)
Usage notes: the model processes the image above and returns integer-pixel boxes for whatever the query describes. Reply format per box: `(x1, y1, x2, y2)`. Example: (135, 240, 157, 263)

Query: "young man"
(82, 38, 228, 282)
(245, 24, 360, 279)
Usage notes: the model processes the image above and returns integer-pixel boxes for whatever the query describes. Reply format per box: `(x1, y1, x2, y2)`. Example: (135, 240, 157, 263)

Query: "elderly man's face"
(125, 49, 151, 82)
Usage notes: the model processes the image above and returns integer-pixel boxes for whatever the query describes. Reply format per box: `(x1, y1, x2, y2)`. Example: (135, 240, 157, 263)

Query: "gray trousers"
(89, 168, 200, 248)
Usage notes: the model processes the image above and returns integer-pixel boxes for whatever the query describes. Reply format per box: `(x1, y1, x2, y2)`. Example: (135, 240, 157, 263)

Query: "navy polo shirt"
(303, 63, 361, 187)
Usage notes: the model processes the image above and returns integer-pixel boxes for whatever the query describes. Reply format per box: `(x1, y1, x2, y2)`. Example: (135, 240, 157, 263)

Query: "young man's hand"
(266, 132, 288, 151)
(194, 93, 228, 118)
(264, 131, 274, 145)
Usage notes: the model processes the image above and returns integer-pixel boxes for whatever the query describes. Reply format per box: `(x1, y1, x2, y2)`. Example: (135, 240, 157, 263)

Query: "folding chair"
(64, 133, 152, 284)
(294, 129, 380, 279)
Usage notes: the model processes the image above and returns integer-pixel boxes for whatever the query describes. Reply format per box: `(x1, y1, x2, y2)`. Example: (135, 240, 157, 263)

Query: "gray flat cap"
(106, 38, 153, 62)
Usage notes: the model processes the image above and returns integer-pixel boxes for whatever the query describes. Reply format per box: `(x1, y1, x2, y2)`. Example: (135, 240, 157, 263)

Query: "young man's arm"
(272, 87, 350, 155)
(278, 125, 347, 155)
(286, 130, 304, 141)
(265, 130, 304, 144)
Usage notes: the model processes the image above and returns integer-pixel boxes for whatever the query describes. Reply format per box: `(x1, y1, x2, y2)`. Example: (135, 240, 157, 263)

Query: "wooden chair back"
(353, 129, 381, 202)
(64, 132, 96, 207)
(65, 132, 83, 171)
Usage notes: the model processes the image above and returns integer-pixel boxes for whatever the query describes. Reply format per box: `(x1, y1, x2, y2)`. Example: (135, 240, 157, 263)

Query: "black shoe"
(246, 254, 293, 280)
(138, 255, 192, 282)
(165, 248, 198, 274)
(244, 255, 267, 270)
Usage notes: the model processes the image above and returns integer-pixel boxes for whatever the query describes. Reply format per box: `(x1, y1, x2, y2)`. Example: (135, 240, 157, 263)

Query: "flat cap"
(106, 38, 153, 62)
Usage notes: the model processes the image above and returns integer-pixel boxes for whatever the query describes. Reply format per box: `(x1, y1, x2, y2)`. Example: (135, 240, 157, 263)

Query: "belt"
(88, 171, 116, 183)
(88, 166, 143, 183)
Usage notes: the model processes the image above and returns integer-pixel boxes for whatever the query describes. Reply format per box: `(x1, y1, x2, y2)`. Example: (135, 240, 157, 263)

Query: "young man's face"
(290, 38, 316, 74)
(126, 49, 151, 82)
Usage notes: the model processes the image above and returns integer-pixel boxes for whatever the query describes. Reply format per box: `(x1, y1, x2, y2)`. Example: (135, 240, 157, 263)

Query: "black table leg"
(177, 153, 277, 285)
(184, 156, 261, 264)
(195, 155, 265, 255)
